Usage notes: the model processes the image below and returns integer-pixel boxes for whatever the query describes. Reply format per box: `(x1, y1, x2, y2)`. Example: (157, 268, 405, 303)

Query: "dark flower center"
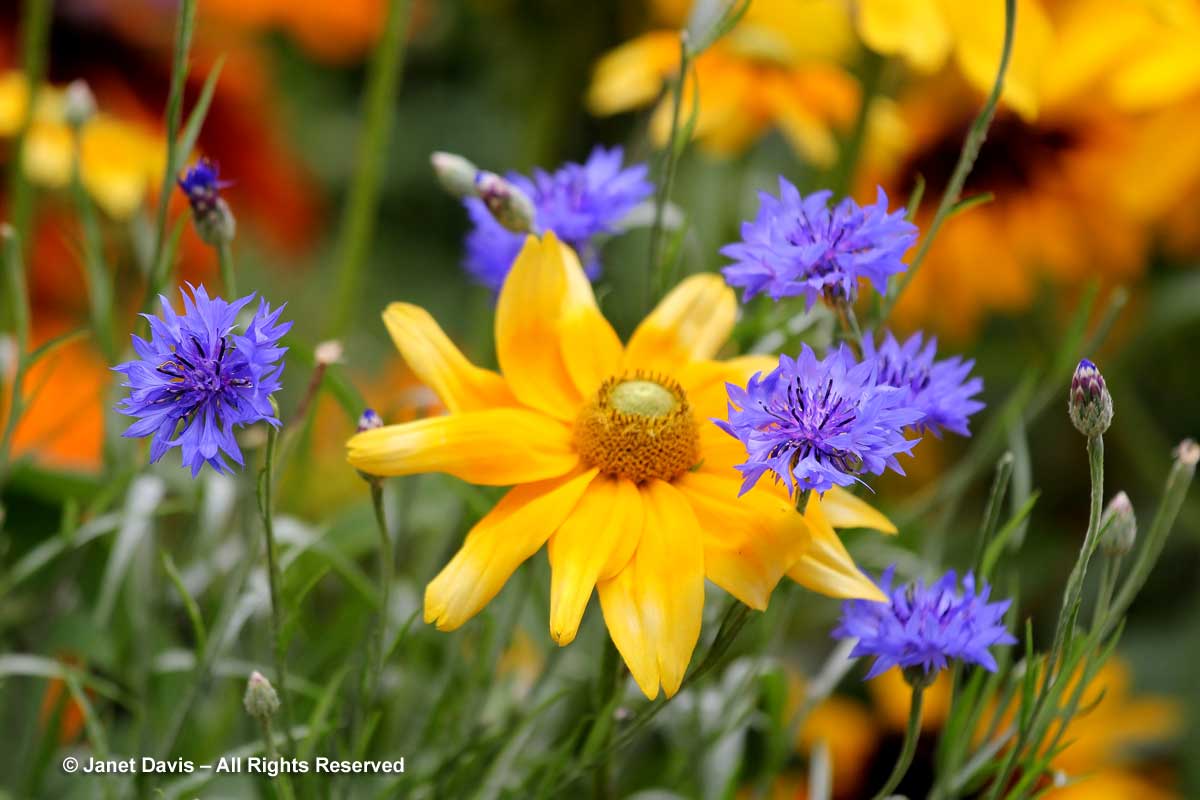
(760, 377, 861, 474)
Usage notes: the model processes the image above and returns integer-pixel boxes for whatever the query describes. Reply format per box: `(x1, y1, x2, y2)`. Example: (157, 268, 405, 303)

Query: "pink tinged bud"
(1100, 491, 1136, 556)
(1068, 359, 1112, 437)
(244, 671, 280, 721)
(475, 171, 536, 233)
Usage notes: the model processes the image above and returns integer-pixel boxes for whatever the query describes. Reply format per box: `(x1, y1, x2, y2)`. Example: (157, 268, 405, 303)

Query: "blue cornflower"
(178, 159, 235, 245)
(716, 344, 922, 496)
(721, 180, 917, 307)
(863, 330, 984, 438)
(113, 284, 291, 476)
(834, 567, 1016, 681)
(463, 146, 652, 290)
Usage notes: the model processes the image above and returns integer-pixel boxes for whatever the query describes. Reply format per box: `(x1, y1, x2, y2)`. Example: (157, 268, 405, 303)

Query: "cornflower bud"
(357, 408, 383, 433)
(243, 671, 280, 722)
(1100, 491, 1136, 557)
(475, 170, 536, 233)
(431, 151, 479, 199)
(63, 80, 97, 130)
(1068, 359, 1112, 437)
(178, 159, 236, 246)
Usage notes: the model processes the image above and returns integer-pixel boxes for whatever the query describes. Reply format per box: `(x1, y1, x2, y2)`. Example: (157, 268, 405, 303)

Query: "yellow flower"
(855, 0, 1052, 120)
(347, 232, 892, 700)
(0, 71, 165, 220)
(588, 0, 860, 164)
(862, 1, 1200, 339)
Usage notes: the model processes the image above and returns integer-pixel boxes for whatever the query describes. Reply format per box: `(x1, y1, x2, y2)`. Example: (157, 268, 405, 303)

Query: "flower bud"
(314, 340, 344, 366)
(475, 170, 536, 233)
(243, 671, 279, 722)
(1099, 491, 1136, 557)
(357, 408, 383, 433)
(431, 151, 479, 199)
(1068, 359, 1112, 437)
(63, 80, 97, 130)
(178, 159, 236, 246)
(1176, 438, 1199, 468)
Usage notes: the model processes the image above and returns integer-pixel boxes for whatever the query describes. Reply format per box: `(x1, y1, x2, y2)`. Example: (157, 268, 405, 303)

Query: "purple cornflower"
(834, 567, 1016, 680)
(716, 344, 922, 496)
(721, 180, 917, 307)
(463, 146, 652, 290)
(113, 284, 291, 476)
(862, 331, 984, 438)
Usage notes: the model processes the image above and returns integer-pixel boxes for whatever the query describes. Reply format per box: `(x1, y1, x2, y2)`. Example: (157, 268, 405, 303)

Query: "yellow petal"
(425, 469, 599, 630)
(346, 409, 577, 484)
(587, 31, 680, 116)
(599, 479, 705, 699)
(381, 302, 514, 413)
(624, 274, 736, 373)
(940, 0, 1052, 121)
(679, 354, 778, 419)
(547, 476, 643, 646)
(555, 242, 624, 398)
(676, 470, 809, 610)
(821, 486, 897, 534)
(495, 233, 598, 421)
(857, 0, 952, 72)
(787, 496, 886, 601)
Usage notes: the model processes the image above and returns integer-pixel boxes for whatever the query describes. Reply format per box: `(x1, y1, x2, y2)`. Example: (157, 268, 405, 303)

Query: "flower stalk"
(872, 685, 924, 800)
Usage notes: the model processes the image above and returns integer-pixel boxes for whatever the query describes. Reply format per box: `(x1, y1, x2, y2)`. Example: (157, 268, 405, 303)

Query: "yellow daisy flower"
(587, 0, 860, 164)
(0, 71, 165, 220)
(347, 232, 891, 700)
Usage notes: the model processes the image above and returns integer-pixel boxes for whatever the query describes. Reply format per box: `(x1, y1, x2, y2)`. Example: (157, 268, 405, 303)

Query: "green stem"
(366, 479, 392, 704)
(71, 132, 116, 361)
(0, 228, 30, 486)
(829, 49, 884, 197)
(7, 0, 53, 246)
(880, 0, 1016, 322)
(257, 412, 296, 755)
(259, 717, 297, 800)
(795, 488, 812, 514)
(1090, 552, 1120, 633)
(217, 241, 237, 298)
(325, 0, 412, 337)
(872, 685, 924, 800)
(647, 33, 690, 309)
(148, 0, 196, 278)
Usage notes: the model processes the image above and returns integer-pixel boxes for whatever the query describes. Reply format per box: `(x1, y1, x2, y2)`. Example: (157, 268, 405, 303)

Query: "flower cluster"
(113, 284, 291, 476)
(717, 344, 922, 495)
(834, 567, 1016, 681)
(721, 181, 917, 308)
(463, 146, 652, 290)
(862, 330, 984, 437)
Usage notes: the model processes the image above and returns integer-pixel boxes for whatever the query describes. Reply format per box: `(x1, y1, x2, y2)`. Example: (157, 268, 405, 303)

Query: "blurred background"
(1, 0, 1198, 797)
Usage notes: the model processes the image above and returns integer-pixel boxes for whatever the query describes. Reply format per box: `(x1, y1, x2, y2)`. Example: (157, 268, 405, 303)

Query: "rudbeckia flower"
(588, 0, 860, 164)
(347, 232, 894, 699)
(0, 71, 165, 219)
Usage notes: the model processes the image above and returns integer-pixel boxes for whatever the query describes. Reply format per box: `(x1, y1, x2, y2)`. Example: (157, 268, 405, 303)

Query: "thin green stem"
(7, 0, 53, 245)
(366, 480, 392, 704)
(829, 49, 884, 197)
(259, 717, 297, 800)
(148, 0, 196, 277)
(70, 132, 116, 361)
(257, 411, 296, 755)
(1090, 553, 1120, 633)
(647, 33, 690, 309)
(880, 0, 1016, 322)
(325, 0, 412, 337)
(872, 685, 924, 800)
(795, 488, 812, 514)
(217, 241, 237, 298)
(0, 228, 30, 486)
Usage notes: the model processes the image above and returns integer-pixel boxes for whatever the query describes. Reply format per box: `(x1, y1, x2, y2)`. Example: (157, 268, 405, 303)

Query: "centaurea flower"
(178, 158, 235, 245)
(113, 284, 291, 476)
(862, 330, 984, 437)
(463, 146, 652, 290)
(721, 180, 917, 307)
(834, 566, 1016, 681)
(716, 344, 922, 496)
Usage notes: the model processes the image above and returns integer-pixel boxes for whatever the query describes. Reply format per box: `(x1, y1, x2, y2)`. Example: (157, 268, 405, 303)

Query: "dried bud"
(475, 170, 536, 233)
(314, 340, 344, 366)
(1068, 359, 1112, 438)
(1176, 439, 1199, 467)
(357, 408, 383, 433)
(63, 80, 97, 129)
(1100, 491, 1136, 556)
(431, 151, 479, 199)
(243, 671, 279, 722)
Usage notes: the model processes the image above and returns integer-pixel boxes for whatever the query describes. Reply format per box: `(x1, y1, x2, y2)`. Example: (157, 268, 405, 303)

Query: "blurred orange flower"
(588, 0, 860, 165)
